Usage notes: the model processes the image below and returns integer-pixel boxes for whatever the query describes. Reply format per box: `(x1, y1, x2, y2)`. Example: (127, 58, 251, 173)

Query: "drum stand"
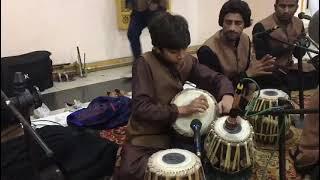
(264, 35, 319, 121)
(246, 98, 319, 180)
(1, 73, 65, 180)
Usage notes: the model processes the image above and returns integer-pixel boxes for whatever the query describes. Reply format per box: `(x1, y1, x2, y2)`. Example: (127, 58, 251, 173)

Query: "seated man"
(197, 0, 275, 89)
(115, 12, 235, 180)
(252, 0, 317, 92)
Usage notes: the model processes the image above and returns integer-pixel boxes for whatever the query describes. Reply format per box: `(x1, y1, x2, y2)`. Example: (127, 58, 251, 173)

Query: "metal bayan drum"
(248, 89, 292, 145)
(204, 116, 254, 173)
(144, 149, 206, 180)
(171, 88, 218, 137)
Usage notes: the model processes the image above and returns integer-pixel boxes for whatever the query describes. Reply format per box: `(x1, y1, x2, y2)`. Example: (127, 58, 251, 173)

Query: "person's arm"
(131, 57, 178, 124)
(187, 57, 234, 102)
(197, 45, 222, 73)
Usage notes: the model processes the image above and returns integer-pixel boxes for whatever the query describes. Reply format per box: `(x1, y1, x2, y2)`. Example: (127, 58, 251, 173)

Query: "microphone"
(190, 119, 202, 158)
(298, 12, 312, 20)
(253, 26, 279, 38)
(223, 82, 244, 133)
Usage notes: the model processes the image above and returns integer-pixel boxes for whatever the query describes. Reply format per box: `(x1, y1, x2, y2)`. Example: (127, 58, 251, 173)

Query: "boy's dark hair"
(148, 12, 190, 49)
(219, 0, 252, 28)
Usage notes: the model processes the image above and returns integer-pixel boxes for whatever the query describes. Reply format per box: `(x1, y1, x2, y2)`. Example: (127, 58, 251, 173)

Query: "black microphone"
(253, 26, 280, 38)
(190, 119, 202, 158)
(298, 12, 312, 20)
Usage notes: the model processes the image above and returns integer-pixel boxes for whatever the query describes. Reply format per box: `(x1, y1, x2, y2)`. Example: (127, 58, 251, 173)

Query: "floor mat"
(291, 88, 318, 107)
(251, 127, 303, 180)
(99, 125, 127, 145)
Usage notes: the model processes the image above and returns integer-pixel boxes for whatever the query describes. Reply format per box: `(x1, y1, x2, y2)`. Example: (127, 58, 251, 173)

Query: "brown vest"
(204, 31, 250, 80)
(131, 0, 168, 12)
(126, 52, 194, 149)
(260, 14, 315, 72)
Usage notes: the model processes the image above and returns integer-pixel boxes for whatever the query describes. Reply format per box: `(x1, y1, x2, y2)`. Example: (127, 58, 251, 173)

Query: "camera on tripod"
(1, 72, 42, 130)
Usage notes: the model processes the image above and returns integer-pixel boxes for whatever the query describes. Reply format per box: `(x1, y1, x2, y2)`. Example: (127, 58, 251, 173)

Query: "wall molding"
(53, 45, 201, 74)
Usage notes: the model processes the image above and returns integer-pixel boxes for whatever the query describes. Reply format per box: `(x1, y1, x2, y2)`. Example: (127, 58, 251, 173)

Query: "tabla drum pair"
(247, 89, 292, 145)
(144, 149, 206, 180)
(204, 116, 254, 173)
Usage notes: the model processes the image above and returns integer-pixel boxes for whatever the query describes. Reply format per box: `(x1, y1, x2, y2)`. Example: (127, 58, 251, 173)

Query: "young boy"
(115, 12, 235, 180)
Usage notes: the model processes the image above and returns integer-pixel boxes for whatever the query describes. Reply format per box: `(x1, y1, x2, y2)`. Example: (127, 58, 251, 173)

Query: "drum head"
(256, 89, 289, 100)
(147, 149, 201, 177)
(172, 88, 218, 137)
(214, 116, 253, 143)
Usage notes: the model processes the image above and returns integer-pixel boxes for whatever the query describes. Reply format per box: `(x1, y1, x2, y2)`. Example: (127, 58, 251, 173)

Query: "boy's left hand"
(217, 95, 234, 114)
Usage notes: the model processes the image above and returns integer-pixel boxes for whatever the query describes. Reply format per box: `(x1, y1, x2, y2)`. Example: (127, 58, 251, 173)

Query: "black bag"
(1, 51, 53, 97)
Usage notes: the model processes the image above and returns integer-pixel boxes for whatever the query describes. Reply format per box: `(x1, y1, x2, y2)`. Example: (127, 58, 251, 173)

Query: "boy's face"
(160, 48, 187, 64)
(274, 0, 298, 23)
(222, 13, 245, 42)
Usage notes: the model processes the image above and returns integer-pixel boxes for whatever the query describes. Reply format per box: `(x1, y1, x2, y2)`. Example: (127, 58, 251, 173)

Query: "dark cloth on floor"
(1, 125, 119, 180)
(67, 96, 131, 130)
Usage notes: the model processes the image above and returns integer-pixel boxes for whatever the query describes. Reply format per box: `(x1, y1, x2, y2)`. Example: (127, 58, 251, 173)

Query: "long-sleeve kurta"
(131, 53, 234, 126)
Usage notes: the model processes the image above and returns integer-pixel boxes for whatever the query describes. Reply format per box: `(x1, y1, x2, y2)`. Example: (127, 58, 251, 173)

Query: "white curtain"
(309, 0, 319, 15)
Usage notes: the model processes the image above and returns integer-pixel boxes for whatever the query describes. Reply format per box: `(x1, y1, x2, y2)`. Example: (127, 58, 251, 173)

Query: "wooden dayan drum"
(204, 116, 254, 173)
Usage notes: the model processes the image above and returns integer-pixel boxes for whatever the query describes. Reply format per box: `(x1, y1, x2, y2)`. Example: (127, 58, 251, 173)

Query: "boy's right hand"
(177, 95, 209, 117)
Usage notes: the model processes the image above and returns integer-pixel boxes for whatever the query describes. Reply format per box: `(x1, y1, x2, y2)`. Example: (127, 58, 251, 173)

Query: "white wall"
(309, 0, 319, 15)
(2, 0, 303, 65)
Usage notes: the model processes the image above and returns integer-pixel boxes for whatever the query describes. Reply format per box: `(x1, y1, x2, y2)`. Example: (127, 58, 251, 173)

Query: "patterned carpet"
(251, 127, 303, 180)
(99, 125, 304, 179)
(290, 88, 318, 107)
(100, 125, 127, 145)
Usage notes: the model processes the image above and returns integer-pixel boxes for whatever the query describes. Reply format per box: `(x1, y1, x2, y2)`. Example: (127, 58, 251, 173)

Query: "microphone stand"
(246, 105, 319, 180)
(265, 34, 319, 121)
(305, 35, 319, 50)
(1, 90, 65, 180)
